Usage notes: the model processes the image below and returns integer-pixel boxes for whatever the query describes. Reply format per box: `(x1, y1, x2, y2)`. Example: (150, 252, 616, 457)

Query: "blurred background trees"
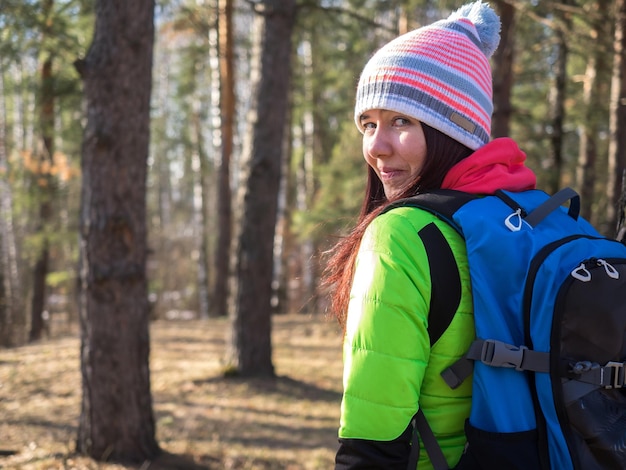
(2, 0, 625, 463)
(0, 0, 622, 376)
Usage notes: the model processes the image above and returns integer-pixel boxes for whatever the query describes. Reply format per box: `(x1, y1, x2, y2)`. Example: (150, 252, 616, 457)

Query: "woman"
(323, 2, 537, 469)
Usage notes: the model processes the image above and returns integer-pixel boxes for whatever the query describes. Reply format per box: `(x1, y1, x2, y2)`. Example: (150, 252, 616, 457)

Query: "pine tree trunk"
(30, 48, 54, 342)
(212, 0, 235, 317)
(74, 0, 159, 462)
(548, 11, 570, 195)
(491, 0, 516, 139)
(0, 60, 23, 347)
(226, 0, 296, 377)
(577, 0, 610, 222)
(191, 109, 210, 319)
(608, 0, 626, 234)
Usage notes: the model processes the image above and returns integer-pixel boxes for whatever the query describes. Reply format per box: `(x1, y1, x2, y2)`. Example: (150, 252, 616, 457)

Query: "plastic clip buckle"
(603, 361, 625, 389)
(480, 339, 528, 371)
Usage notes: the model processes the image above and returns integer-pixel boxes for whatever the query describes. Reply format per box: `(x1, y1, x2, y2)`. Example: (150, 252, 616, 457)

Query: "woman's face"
(360, 109, 427, 199)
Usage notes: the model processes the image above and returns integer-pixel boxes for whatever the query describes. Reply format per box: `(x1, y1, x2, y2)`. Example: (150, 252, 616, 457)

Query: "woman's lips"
(379, 168, 403, 180)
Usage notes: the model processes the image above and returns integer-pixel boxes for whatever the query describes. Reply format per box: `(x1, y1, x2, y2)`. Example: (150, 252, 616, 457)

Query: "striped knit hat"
(354, 1, 501, 150)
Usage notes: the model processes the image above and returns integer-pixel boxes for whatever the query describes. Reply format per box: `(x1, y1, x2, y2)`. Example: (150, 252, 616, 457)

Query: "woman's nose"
(365, 127, 391, 158)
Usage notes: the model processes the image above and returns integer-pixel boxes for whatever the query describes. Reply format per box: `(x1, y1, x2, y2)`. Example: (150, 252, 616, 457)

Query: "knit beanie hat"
(354, 1, 501, 150)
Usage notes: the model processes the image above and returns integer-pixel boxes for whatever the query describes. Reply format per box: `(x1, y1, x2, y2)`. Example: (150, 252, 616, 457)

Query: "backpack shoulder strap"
(402, 190, 477, 343)
(494, 187, 580, 227)
(382, 189, 477, 344)
(382, 191, 477, 470)
(408, 409, 450, 470)
(384, 189, 478, 236)
(418, 223, 461, 346)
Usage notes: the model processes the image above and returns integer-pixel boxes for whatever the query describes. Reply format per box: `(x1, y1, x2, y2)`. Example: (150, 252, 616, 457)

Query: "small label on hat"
(450, 112, 476, 133)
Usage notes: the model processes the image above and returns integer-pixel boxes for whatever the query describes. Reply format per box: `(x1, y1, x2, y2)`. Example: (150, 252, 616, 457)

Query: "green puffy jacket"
(338, 206, 474, 469)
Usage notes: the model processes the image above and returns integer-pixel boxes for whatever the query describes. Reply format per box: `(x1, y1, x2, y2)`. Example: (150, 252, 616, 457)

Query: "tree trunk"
(576, 0, 610, 221)
(608, 0, 626, 235)
(226, 0, 296, 377)
(191, 107, 210, 319)
(491, 0, 516, 138)
(29, 236, 49, 342)
(0, 60, 23, 348)
(212, 0, 235, 317)
(74, 0, 159, 463)
(547, 7, 570, 195)
(295, 36, 316, 314)
(29, 0, 55, 342)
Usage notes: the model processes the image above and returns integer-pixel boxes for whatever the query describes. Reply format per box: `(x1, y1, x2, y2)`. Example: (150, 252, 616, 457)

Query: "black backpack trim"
(418, 223, 461, 347)
(381, 190, 477, 346)
(383, 191, 477, 470)
(384, 189, 477, 237)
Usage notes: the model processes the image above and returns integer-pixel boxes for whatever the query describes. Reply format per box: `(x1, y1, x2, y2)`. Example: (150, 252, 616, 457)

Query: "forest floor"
(0, 313, 344, 469)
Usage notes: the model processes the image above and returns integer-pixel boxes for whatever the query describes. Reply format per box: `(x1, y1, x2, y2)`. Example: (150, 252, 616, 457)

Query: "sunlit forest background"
(1, 0, 626, 467)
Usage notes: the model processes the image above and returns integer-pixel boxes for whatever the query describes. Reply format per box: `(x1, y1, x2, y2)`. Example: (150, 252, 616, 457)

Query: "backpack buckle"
(604, 361, 625, 389)
(480, 339, 528, 371)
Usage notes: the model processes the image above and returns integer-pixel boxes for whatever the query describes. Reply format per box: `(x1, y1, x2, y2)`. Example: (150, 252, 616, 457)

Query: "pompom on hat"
(354, 1, 501, 150)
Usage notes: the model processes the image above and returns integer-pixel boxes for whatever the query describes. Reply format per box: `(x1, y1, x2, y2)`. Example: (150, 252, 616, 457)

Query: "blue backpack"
(388, 188, 626, 470)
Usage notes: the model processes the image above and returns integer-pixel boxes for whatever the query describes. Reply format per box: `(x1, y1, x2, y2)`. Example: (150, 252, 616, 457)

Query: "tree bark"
(212, 0, 235, 318)
(75, 0, 159, 463)
(191, 106, 210, 319)
(608, 0, 626, 235)
(0, 60, 23, 348)
(547, 5, 571, 195)
(29, 0, 55, 342)
(576, 0, 610, 221)
(491, 0, 516, 139)
(226, 0, 296, 377)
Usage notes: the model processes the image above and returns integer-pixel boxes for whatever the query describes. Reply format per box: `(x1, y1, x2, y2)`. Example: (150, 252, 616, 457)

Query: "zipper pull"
(505, 208, 524, 232)
(571, 263, 592, 282)
(598, 259, 619, 279)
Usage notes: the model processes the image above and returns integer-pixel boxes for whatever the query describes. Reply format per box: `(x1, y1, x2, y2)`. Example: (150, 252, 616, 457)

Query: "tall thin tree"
(577, 0, 611, 221)
(29, 0, 55, 342)
(0, 59, 22, 347)
(226, 0, 296, 376)
(547, 1, 572, 195)
(74, 0, 160, 462)
(212, 0, 235, 317)
(608, 0, 626, 235)
(491, 0, 516, 138)
(191, 98, 211, 319)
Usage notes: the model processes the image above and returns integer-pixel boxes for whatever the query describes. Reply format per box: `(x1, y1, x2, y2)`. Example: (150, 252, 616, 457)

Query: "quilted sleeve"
(339, 209, 433, 441)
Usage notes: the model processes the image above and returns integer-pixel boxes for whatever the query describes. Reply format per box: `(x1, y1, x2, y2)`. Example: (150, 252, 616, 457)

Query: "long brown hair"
(321, 122, 473, 329)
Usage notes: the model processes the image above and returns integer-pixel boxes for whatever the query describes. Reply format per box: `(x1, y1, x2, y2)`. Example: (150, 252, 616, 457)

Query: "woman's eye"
(362, 122, 376, 130)
(393, 117, 409, 126)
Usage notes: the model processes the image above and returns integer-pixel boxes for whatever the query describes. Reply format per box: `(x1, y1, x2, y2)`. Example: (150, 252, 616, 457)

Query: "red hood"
(442, 137, 536, 194)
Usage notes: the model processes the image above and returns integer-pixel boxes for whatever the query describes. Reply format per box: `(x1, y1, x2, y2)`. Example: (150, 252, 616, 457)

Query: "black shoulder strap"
(408, 409, 450, 470)
(386, 190, 476, 470)
(383, 189, 477, 344)
(384, 189, 478, 237)
(418, 223, 461, 346)
(408, 221, 460, 470)
(494, 187, 580, 227)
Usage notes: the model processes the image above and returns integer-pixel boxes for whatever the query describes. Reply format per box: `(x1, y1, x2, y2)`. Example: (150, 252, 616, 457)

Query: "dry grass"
(0, 314, 344, 469)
